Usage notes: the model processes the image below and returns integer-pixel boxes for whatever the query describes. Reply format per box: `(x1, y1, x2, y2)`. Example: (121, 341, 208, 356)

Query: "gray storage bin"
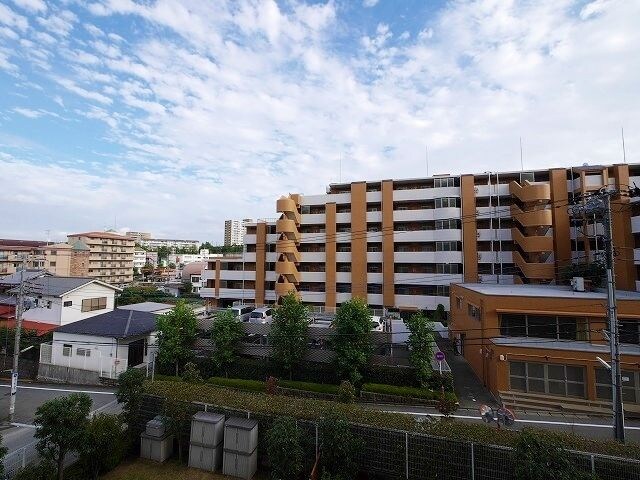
(190, 412, 225, 447)
(189, 443, 222, 472)
(224, 418, 258, 454)
(140, 433, 173, 462)
(145, 415, 165, 437)
(223, 449, 257, 480)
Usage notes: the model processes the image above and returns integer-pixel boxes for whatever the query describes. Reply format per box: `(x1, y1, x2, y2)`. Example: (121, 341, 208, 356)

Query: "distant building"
(67, 231, 135, 285)
(133, 249, 147, 271)
(224, 219, 252, 246)
(181, 261, 204, 293)
(0, 239, 90, 277)
(137, 238, 201, 250)
(0, 239, 47, 275)
(125, 231, 152, 242)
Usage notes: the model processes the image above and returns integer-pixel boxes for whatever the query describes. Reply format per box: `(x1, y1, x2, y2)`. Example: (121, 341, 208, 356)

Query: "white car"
(230, 305, 253, 322)
(248, 307, 274, 324)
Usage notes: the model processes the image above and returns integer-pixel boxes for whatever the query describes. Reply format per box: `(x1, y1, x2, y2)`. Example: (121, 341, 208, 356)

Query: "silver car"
(248, 307, 274, 324)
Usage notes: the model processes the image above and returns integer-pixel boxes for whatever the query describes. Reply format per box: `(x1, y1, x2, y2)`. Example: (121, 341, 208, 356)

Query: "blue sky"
(1, 0, 639, 241)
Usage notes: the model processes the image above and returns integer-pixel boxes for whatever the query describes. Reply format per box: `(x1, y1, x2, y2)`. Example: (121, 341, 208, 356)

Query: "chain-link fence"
(137, 394, 640, 480)
(3, 440, 39, 479)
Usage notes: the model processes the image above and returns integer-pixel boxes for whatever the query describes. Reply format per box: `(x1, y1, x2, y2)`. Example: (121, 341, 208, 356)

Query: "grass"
(207, 376, 265, 392)
(102, 458, 259, 480)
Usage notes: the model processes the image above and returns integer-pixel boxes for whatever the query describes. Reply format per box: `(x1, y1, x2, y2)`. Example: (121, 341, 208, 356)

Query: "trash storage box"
(190, 412, 225, 447)
(145, 415, 165, 437)
(223, 449, 257, 480)
(140, 432, 173, 462)
(189, 443, 222, 472)
(223, 417, 258, 454)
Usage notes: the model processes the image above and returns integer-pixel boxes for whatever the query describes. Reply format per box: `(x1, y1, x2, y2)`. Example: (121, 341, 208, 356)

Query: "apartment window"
(336, 283, 351, 293)
(499, 313, 587, 341)
(434, 197, 459, 208)
(367, 243, 382, 252)
(77, 348, 91, 357)
(63, 301, 72, 307)
(467, 303, 481, 320)
(596, 368, 639, 403)
(337, 244, 351, 252)
(336, 263, 351, 272)
(81, 297, 107, 312)
(50, 250, 57, 255)
(620, 320, 640, 344)
(510, 361, 586, 398)
(436, 263, 460, 274)
(367, 284, 382, 294)
(62, 344, 73, 357)
(436, 285, 449, 297)
(367, 263, 382, 273)
(49, 261, 56, 267)
(435, 241, 460, 251)
(435, 219, 461, 230)
(433, 177, 457, 188)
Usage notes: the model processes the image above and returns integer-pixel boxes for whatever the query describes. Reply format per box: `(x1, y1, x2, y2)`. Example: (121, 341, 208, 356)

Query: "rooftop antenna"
(45, 229, 50, 245)
(622, 127, 626, 163)
(519, 136, 524, 172)
(426, 145, 430, 178)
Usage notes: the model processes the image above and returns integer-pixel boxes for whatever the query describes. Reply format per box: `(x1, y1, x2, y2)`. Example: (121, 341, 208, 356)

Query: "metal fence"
(137, 394, 640, 480)
(3, 441, 39, 479)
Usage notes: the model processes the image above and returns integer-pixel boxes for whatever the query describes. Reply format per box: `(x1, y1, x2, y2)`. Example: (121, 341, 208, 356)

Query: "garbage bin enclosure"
(140, 433, 174, 462)
(223, 449, 258, 480)
(190, 412, 225, 446)
(188, 412, 226, 472)
(189, 443, 222, 472)
(223, 417, 258, 453)
(223, 417, 258, 480)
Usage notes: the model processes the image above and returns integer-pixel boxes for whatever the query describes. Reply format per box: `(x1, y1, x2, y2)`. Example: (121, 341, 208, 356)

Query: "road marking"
(0, 384, 115, 396)
(386, 410, 640, 430)
(91, 399, 118, 415)
(9, 422, 35, 429)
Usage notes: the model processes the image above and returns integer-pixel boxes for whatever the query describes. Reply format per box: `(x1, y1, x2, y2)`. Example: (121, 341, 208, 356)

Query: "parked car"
(231, 304, 253, 322)
(248, 307, 274, 324)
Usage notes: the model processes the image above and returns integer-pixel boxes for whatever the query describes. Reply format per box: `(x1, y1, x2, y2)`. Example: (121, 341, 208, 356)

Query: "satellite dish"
(479, 404, 494, 423)
(497, 407, 516, 427)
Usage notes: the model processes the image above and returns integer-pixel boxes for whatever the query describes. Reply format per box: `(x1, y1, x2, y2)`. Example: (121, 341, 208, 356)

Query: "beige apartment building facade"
(201, 163, 640, 311)
(67, 232, 135, 285)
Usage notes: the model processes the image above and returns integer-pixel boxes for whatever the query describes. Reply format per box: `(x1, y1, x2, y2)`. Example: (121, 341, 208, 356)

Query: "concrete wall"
(37, 363, 100, 385)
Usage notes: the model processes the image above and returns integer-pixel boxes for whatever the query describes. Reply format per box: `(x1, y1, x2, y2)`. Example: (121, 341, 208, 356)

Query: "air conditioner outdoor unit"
(571, 276, 585, 292)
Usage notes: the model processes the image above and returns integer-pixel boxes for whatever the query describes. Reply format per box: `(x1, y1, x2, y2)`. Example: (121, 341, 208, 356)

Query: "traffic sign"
(435, 351, 445, 361)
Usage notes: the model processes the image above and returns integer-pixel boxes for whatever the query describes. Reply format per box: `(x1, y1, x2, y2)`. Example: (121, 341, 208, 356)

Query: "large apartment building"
(67, 232, 135, 285)
(224, 219, 253, 246)
(0, 239, 90, 277)
(201, 163, 640, 311)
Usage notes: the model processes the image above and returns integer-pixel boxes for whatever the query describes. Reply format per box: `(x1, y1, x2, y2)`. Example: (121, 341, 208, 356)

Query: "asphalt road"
(0, 382, 118, 454)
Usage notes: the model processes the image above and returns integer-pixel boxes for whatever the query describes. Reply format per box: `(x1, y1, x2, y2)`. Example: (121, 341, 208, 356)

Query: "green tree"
(34, 393, 92, 480)
(405, 312, 435, 387)
(269, 292, 309, 379)
(210, 309, 244, 377)
(162, 398, 192, 464)
(515, 428, 598, 480)
(331, 298, 373, 385)
(156, 301, 198, 375)
(157, 245, 171, 261)
(79, 413, 125, 480)
(433, 304, 446, 325)
(560, 260, 606, 288)
(319, 411, 361, 480)
(266, 416, 304, 480)
(116, 368, 146, 436)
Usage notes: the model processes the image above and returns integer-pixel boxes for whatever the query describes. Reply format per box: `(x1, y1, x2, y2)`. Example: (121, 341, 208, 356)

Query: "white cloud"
(12, 0, 47, 14)
(362, 0, 379, 7)
(0, 3, 29, 31)
(54, 77, 113, 104)
(13, 107, 44, 118)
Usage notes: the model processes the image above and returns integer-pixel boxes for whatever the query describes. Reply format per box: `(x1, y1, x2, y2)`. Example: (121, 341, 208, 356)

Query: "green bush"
(362, 383, 445, 401)
(278, 380, 339, 395)
(181, 362, 203, 383)
(14, 460, 55, 480)
(320, 411, 361, 479)
(207, 377, 265, 392)
(144, 380, 640, 460)
(337, 381, 356, 404)
(426, 372, 454, 392)
(266, 416, 304, 480)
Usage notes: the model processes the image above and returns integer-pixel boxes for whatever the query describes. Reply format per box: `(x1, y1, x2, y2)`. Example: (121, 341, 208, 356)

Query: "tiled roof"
(0, 270, 51, 286)
(8, 276, 119, 296)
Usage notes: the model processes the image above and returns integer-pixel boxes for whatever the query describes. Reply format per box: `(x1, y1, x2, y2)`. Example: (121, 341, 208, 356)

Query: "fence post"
(470, 442, 475, 480)
(590, 454, 595, 474)
(405, 432, 409, 480)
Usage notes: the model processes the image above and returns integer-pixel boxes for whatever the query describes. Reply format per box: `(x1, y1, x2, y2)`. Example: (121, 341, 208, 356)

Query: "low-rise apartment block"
(0, 239, 90, 277)
(201, 163, 640, 311)
(67, 231, 135, 285)
(136, 237, 201, 250)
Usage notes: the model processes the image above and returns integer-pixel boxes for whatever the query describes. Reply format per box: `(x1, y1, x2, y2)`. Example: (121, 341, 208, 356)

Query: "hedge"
(278, 380, 340, 395)
(144, 380, 640, 460)
(362, 383, 449, 401)
(207, 377, 265, 392)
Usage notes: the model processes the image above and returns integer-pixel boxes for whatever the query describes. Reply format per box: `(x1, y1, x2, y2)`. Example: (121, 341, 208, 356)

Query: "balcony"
(510, 204, 552, 227)
(509, 180, 551, 204)
(513, 251, 555, 280)
(275, 260, 301, 283)
(511, 228, 553, 252)
(276, 197, 301, 224)
(276, 219, 301, 242)
(275, 282, 298, 297)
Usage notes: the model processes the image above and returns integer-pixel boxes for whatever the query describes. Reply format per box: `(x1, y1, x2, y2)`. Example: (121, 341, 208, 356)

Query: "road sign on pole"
(435, 351, 445, 374)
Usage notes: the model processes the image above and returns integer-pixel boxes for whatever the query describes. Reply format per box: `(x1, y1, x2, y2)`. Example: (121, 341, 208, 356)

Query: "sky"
(0, 0, 639, 243)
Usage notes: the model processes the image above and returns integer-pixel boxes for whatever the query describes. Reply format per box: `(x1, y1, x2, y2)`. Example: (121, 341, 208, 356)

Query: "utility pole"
(9, 256, 26, 422)
(570, 190, 624, 442)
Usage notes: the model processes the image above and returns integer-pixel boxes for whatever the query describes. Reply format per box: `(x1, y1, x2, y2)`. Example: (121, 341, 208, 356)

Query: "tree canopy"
(210, 309, 244, 376)
(269, 292, 309, 378)
(331, 298, 373, 386)
(405, 312, 435, 387)
(156, 300, 198, 375)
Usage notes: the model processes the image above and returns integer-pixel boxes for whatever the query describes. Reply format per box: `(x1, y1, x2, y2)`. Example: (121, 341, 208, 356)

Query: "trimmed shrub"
(266, 376, 278, 395)
(278, 380, 339, 395)
(181, 362, 203, 383)
(319, 411, 362, 479)
(437, 393, 459, 417)
(426, 372, 454, 392)
(362, 383, 443, 401)
(337, 381, 356, 404)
